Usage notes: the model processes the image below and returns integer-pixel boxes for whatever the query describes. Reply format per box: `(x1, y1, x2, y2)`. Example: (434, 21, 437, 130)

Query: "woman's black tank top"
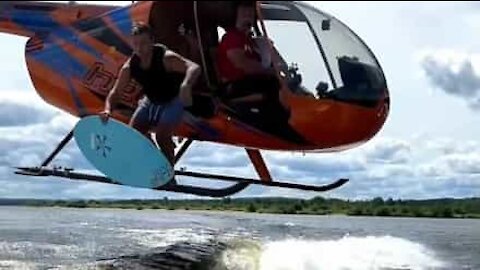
(129, 44, 184, 104)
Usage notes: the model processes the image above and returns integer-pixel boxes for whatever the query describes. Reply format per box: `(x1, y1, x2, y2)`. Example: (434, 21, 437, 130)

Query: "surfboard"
(73, 115, 174, 189)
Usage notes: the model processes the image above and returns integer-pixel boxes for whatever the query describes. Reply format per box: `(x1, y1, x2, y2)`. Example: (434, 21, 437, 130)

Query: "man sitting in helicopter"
(216, 1, 282, 109)
(215, 1, 310, 145)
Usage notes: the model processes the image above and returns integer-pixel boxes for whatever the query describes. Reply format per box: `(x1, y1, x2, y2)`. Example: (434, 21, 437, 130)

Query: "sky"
(0, 1, 479, 200)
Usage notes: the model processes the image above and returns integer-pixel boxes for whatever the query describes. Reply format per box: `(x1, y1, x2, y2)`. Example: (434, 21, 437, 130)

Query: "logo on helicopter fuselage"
(83, 62, 142, 108)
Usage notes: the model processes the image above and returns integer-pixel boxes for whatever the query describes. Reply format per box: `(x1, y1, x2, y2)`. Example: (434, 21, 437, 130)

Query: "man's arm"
(101, 61, 131, 118)
(163, 50, 201, 107)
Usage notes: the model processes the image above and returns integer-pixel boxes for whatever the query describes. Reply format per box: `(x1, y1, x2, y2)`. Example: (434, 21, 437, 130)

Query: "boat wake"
(218, 235, 448, 270)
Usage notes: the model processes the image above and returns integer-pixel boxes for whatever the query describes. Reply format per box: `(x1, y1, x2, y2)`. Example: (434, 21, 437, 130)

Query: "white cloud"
(441, 153, 480, 175)
(424, 138, 480, 155)
(419, 49, 480, 110)
(266, 152, 366, 177)
(1, 1, 480, 200)
(0, 114, 83, 167)
(0, 102, 56, 127)
(0, 93, 103, 198)
(0, 91, 60, 127)
(362, 138, 411, 164)
(181, 146, 248, 169)
(1, 92, 478, 200)
(418, 138, 480, 176)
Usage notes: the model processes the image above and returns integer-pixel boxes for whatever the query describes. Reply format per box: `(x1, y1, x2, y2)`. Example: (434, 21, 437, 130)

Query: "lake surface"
(0, 206, 478, 269)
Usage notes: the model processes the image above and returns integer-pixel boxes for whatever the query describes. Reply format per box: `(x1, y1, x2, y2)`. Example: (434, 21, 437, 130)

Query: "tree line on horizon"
(2, 196, 479, 219)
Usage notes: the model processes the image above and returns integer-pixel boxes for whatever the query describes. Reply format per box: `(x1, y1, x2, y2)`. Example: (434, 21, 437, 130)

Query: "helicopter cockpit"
(146, 1, 387, 117)
(258, 1, 387, 107)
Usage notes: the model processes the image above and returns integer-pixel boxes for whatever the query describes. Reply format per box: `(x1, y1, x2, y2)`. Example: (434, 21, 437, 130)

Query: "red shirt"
(216, 29, 261, 82)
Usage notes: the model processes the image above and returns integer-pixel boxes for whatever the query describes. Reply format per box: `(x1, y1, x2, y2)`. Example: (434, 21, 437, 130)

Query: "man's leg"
(155, 133, 176, 167)
(153, 98, 185, 185)
(130, 117, 153, 144)
(129, 97, 155, 145)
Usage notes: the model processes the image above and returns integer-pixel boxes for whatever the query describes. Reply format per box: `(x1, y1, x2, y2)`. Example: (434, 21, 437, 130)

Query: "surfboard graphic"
(73, 116, 174, 189)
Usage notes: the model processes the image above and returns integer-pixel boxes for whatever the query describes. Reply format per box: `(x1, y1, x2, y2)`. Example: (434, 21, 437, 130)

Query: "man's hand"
(99, 110, 111, 124)
(179, 83, 193, 108)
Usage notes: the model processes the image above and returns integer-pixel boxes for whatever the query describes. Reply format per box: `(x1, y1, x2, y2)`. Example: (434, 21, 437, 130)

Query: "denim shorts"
(131, 96, 184, 129)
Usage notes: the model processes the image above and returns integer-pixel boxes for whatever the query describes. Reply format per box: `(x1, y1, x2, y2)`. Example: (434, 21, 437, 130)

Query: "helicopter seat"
(324, 56, 385, 107)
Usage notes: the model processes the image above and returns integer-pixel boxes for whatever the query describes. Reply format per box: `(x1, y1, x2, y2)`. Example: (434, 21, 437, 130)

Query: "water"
(0, 206, 478, 270)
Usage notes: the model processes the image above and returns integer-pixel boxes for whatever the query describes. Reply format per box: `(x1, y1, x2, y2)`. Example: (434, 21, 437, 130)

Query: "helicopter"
(0, 1, 390, 197)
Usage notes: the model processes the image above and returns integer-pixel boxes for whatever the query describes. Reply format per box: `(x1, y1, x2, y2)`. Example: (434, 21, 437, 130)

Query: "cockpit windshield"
(261, 1, 387, 106)
(294, 2, 383, 87)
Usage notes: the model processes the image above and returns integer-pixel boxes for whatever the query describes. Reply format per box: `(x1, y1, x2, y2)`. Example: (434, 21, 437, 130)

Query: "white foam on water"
(0, 241, 82, 259)
(218, 239, 264, 270)
(0, 260, 39, 270)
(115, 227, 218, 248)
(115, 226, 260, 249)
(258, 235, 448, 270)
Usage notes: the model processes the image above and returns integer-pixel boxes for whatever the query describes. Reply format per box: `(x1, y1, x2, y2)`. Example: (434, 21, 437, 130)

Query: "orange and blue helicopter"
(1, 1, 389, 197)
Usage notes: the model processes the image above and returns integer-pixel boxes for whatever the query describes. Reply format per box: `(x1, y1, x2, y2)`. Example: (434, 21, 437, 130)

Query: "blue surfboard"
(73, 116, 174, 189)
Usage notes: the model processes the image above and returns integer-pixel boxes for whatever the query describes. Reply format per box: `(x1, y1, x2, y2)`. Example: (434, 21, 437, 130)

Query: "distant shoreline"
(8, 206, 480, 220)
(1, 197, 479, 219)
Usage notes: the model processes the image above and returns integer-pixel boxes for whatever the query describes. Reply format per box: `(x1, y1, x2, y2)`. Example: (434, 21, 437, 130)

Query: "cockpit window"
(263, 20, 332, 98)
(294, 2, 385, 90)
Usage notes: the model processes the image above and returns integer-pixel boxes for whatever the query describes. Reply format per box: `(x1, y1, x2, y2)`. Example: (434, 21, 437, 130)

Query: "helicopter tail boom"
(0, 1, 116, 38)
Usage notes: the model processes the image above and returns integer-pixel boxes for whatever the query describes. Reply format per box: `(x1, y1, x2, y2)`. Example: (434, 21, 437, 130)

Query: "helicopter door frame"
(291, 3, 337, 89)
(193, 1, 213, 90)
